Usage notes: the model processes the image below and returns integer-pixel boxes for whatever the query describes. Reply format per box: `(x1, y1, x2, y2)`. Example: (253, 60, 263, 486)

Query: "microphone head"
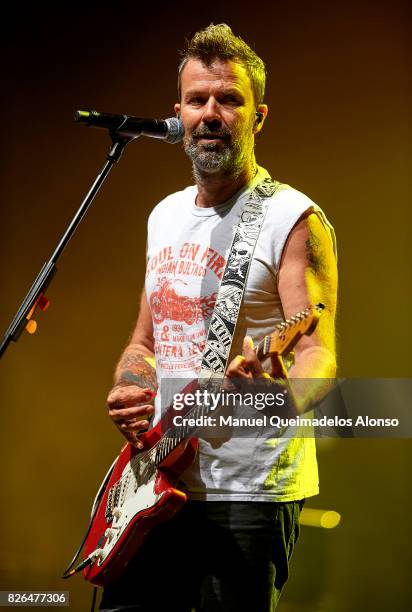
(164, 117, 184, 144)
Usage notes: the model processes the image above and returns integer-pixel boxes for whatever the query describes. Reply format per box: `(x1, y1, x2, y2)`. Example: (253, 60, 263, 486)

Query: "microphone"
(74, 109, 184, 144)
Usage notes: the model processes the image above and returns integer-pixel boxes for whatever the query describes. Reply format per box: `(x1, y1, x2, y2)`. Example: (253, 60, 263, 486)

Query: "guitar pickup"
(105, 482, 121, 523)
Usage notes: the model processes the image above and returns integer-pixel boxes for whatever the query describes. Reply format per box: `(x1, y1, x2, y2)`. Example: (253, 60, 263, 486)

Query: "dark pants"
(99, 499, 303, 612)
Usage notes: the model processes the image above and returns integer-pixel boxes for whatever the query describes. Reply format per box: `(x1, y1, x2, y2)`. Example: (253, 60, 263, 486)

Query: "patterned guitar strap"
(200, 176, 280, 390)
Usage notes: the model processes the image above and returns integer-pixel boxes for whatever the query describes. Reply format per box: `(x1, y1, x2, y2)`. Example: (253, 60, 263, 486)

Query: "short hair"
(178, 23, 266, 105)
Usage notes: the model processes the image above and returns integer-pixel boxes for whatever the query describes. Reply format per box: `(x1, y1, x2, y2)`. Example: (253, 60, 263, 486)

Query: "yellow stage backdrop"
(1, 2, 410, 610)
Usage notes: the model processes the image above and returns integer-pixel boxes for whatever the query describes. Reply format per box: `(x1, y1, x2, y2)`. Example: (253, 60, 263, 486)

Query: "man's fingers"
(119, 419, 149, 432)
(242, 336, 255, 358)
(106, 384, 156, 449)
(107, 385, 155, 408)
(242, 336, 264, 377)
(109, 404, 154, 422)
(226, 336, 287, 383)
(225, 337, 264, 380)
(226, 355, 250, 379)
(122, 430, 144, 449)
(110, 404, 153, 449)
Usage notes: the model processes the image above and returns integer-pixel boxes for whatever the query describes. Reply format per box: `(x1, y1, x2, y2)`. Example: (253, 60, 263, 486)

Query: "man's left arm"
(275, 211, 338, 412)
(226, 211, 338, 413)
(278, 211, 337, 380)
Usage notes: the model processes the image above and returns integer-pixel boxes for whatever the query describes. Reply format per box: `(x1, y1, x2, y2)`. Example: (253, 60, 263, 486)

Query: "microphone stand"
(0, 133, 133, 359)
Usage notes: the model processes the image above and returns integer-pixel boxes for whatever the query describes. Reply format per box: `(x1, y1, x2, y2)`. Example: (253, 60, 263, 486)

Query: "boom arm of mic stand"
(0, 134, 133, 359)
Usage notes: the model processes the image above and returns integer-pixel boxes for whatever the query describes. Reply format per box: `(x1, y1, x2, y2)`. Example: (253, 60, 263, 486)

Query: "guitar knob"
(105, 528, 114, 540)
(113, 507, 122, 519)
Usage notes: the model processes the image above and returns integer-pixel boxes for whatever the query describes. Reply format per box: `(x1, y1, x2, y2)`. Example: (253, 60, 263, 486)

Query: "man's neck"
(194, 162, 258, 208)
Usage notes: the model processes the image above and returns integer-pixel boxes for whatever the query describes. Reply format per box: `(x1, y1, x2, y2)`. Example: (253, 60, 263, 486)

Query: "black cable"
(91, 586, 98, 612)
(62, 461, 115, 577)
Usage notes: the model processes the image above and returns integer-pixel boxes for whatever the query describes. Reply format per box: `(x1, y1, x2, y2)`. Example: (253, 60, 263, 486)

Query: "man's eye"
(189, 97, 204, 105)
(224, 95, 241, 105)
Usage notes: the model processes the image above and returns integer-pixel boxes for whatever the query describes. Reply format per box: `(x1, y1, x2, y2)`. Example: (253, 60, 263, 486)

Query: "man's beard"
(183, 126, 246, 180)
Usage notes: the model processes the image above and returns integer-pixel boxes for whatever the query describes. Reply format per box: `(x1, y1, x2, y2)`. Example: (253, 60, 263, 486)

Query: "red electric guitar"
(64, 304, 324, 586)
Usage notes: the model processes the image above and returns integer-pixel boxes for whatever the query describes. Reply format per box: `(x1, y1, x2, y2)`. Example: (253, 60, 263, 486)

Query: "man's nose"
(201, 98, 221, 124)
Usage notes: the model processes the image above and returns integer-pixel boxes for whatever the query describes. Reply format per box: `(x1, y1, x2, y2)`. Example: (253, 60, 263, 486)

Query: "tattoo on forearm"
(305, 230, 326, 275)
(116, 351, 158, 392)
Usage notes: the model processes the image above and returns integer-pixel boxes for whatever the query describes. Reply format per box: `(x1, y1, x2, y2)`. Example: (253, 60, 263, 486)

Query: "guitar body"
(83, 417, 198, 586)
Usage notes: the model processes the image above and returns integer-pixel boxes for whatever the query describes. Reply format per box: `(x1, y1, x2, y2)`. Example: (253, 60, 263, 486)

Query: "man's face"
(175, 59, 264, 178)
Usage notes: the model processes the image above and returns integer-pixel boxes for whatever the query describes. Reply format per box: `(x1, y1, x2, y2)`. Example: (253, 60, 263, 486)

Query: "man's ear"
(253, 104, 268, 135)
(174, 103, 181, 118)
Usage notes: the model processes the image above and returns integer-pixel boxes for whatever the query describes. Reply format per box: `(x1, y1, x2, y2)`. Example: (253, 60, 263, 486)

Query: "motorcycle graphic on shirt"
(149, 277, 217, 325)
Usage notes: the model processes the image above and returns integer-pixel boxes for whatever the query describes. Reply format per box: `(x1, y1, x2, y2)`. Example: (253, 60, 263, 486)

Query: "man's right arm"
(107, 290, 157, 449)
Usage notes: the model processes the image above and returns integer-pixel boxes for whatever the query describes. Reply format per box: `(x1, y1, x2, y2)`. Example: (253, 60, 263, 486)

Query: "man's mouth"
(195, 135, 225, 140)
(193, 135, 229, 147)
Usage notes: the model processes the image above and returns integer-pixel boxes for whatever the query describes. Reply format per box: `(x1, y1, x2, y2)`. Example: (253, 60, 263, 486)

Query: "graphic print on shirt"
(146, 241, 226, 374)
(150, 277, 216, 325)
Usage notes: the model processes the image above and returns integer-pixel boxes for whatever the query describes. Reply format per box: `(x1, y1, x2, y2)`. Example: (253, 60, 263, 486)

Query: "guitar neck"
(256, 304, 324, 360)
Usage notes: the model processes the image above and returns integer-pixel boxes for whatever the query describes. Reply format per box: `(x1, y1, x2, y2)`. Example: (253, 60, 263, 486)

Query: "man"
(100, 23, 337, 612)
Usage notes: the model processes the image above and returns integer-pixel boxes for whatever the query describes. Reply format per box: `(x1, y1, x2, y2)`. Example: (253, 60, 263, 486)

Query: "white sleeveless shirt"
(145, 167, 336, 501)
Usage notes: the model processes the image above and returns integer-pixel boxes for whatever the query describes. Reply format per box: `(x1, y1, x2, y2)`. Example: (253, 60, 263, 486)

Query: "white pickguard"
(97, 456, 163, 565)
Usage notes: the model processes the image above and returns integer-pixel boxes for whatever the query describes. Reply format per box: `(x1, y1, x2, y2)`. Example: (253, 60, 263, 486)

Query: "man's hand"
(226, 336, 288, 380)
(107, 384, 156, 449)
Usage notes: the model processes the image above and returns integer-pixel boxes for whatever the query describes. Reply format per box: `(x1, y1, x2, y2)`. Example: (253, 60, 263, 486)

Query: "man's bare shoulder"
(284, 211, 337, 267)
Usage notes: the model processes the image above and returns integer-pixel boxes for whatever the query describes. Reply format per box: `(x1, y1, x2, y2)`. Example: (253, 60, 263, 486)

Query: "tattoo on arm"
(116, 351, 158, 392)
(305, 230, 326, 275)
